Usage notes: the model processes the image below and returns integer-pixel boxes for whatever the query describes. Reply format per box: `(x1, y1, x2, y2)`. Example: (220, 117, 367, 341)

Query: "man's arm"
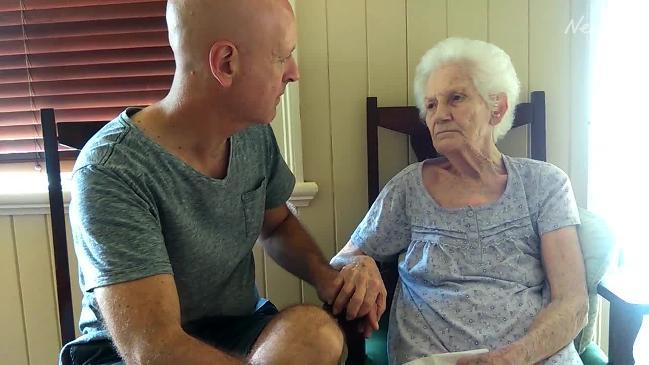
(260, 204, 386, 336)
(260, 204, 341, 303)
(458, 226, 589, 365)
(95, 274, 244, 365)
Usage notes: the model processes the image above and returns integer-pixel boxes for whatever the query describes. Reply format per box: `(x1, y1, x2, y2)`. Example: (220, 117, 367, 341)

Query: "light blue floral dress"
(351, 155, 583, 365)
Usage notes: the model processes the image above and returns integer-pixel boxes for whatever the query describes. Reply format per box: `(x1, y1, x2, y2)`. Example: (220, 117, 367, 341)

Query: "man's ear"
(489, 92, 509, 126)
(209, 41, 238, 88)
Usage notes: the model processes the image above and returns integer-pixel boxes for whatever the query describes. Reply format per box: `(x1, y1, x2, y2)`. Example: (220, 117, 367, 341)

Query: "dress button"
(467, 210, 474, 217)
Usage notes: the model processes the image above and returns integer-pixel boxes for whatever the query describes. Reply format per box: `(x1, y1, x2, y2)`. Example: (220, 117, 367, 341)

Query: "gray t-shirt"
(69, 108, 295, 339)
(351, 155, 582, 365)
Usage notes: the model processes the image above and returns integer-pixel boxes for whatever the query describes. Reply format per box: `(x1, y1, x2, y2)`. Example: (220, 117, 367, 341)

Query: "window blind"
(0, 0, 172, 164)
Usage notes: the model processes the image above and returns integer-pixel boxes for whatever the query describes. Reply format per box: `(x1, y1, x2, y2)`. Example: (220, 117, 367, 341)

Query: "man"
(60, 0, 386, 364)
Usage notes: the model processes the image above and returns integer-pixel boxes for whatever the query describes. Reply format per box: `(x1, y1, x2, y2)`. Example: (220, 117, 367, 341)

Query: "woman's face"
(424, 63, 494, 155)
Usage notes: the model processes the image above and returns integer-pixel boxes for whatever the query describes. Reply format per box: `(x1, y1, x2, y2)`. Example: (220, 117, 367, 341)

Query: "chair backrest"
(41, 108, 108, 346)
(366, 91, 546, 206)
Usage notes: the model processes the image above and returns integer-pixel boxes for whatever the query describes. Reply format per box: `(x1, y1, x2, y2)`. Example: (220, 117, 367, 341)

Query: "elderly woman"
(330, 38, 588, 365)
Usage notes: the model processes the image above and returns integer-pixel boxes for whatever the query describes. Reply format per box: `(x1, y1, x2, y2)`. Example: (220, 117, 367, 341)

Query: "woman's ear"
(209, 41, 238, 88)
(489, 92, 509, 126)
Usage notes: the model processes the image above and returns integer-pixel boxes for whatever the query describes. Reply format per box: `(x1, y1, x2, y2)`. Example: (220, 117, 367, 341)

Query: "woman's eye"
(426, 102, 437, 110)
(452, 94, 465, 102)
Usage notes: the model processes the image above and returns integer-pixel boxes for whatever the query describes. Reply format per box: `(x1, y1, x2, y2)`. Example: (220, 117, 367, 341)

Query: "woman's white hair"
(413, 37, 521, 142)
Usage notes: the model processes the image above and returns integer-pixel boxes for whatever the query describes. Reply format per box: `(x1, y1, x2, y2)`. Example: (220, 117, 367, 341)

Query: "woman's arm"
(458, 225, 589, 365)
(330, 240, 374, 269)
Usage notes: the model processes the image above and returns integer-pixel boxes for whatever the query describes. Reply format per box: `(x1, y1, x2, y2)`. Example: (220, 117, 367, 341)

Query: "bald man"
(59, 1, 386, 365)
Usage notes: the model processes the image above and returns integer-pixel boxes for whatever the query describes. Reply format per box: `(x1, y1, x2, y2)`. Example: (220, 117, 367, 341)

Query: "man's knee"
(281, 305, 344, 357)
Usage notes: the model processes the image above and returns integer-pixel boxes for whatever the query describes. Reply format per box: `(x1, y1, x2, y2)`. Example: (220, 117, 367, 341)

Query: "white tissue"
(402, 348, 489, 365)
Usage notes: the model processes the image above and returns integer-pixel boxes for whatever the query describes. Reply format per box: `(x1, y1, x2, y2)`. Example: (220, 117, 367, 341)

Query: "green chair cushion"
(580, 342, 608, 365)
(365, 315, 389, 365)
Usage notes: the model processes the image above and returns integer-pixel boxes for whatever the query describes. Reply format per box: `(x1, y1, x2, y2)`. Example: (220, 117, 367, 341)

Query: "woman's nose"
(434, 104, 452, 122)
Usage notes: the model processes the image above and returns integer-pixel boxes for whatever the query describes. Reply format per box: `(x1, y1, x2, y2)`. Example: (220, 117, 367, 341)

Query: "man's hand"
(314, 267, 344, 305)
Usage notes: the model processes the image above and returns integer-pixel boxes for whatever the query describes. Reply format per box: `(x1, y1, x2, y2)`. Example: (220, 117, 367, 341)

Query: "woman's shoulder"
(389, 161, 424, 183)
(386, 157, 449, 186)
(505, 155, 570, 182)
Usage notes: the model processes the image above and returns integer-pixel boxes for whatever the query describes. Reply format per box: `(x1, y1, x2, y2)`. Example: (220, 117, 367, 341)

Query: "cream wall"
(0, 1, 593, 364)
(1, 215, 78, 365)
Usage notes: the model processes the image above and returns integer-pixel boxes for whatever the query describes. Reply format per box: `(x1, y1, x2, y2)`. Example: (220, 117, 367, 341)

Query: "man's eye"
(452, 94, 465, 102)
(426, 102, 437, 110)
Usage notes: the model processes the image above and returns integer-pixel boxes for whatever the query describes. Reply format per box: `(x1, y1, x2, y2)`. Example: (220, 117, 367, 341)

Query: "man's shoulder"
(73, 113, 130, 169)
(73, 110, 156, 175)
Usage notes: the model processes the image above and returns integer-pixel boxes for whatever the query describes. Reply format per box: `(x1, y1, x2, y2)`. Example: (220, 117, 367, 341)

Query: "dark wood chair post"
(367, 97, 380, 208)
(530, 91, 546, 162)
(41, 108, 76, 346)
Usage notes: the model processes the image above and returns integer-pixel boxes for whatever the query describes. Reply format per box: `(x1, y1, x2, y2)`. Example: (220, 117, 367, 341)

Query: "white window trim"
(271, 0, 318, 209)
(274, 78, 318, 208)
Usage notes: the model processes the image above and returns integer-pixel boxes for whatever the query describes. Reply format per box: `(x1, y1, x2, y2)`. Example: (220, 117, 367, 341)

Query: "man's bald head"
(166, 0, 295, 75)
(161, 0, 299, 127)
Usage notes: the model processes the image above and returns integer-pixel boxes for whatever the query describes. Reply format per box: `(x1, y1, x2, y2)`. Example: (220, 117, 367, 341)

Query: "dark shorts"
(184, 300, 279, 355)
(64, 301, 279, 365)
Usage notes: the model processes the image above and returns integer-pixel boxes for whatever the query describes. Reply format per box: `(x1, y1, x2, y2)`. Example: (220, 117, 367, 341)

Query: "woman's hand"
(329, 255, 387, 335)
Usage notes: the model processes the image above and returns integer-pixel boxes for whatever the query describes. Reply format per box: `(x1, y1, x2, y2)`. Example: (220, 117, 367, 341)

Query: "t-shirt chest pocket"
(241, 178, 267, 244)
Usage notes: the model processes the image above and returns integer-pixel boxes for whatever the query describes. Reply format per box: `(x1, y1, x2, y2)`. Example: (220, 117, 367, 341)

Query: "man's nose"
(285, 56, 300, 83)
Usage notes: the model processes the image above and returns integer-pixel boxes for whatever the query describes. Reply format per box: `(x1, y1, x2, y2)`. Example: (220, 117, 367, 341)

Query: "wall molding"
(0, 191, 65, 216)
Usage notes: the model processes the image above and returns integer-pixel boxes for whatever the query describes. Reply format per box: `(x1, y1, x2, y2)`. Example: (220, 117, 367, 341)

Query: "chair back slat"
(41, 109, 109, 346)
(41, 108, 76, 346)
(366, 91, 547, 208)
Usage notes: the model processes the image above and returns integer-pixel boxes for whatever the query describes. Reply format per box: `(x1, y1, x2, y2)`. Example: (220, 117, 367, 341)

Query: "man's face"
(234, 7, 300, 126)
